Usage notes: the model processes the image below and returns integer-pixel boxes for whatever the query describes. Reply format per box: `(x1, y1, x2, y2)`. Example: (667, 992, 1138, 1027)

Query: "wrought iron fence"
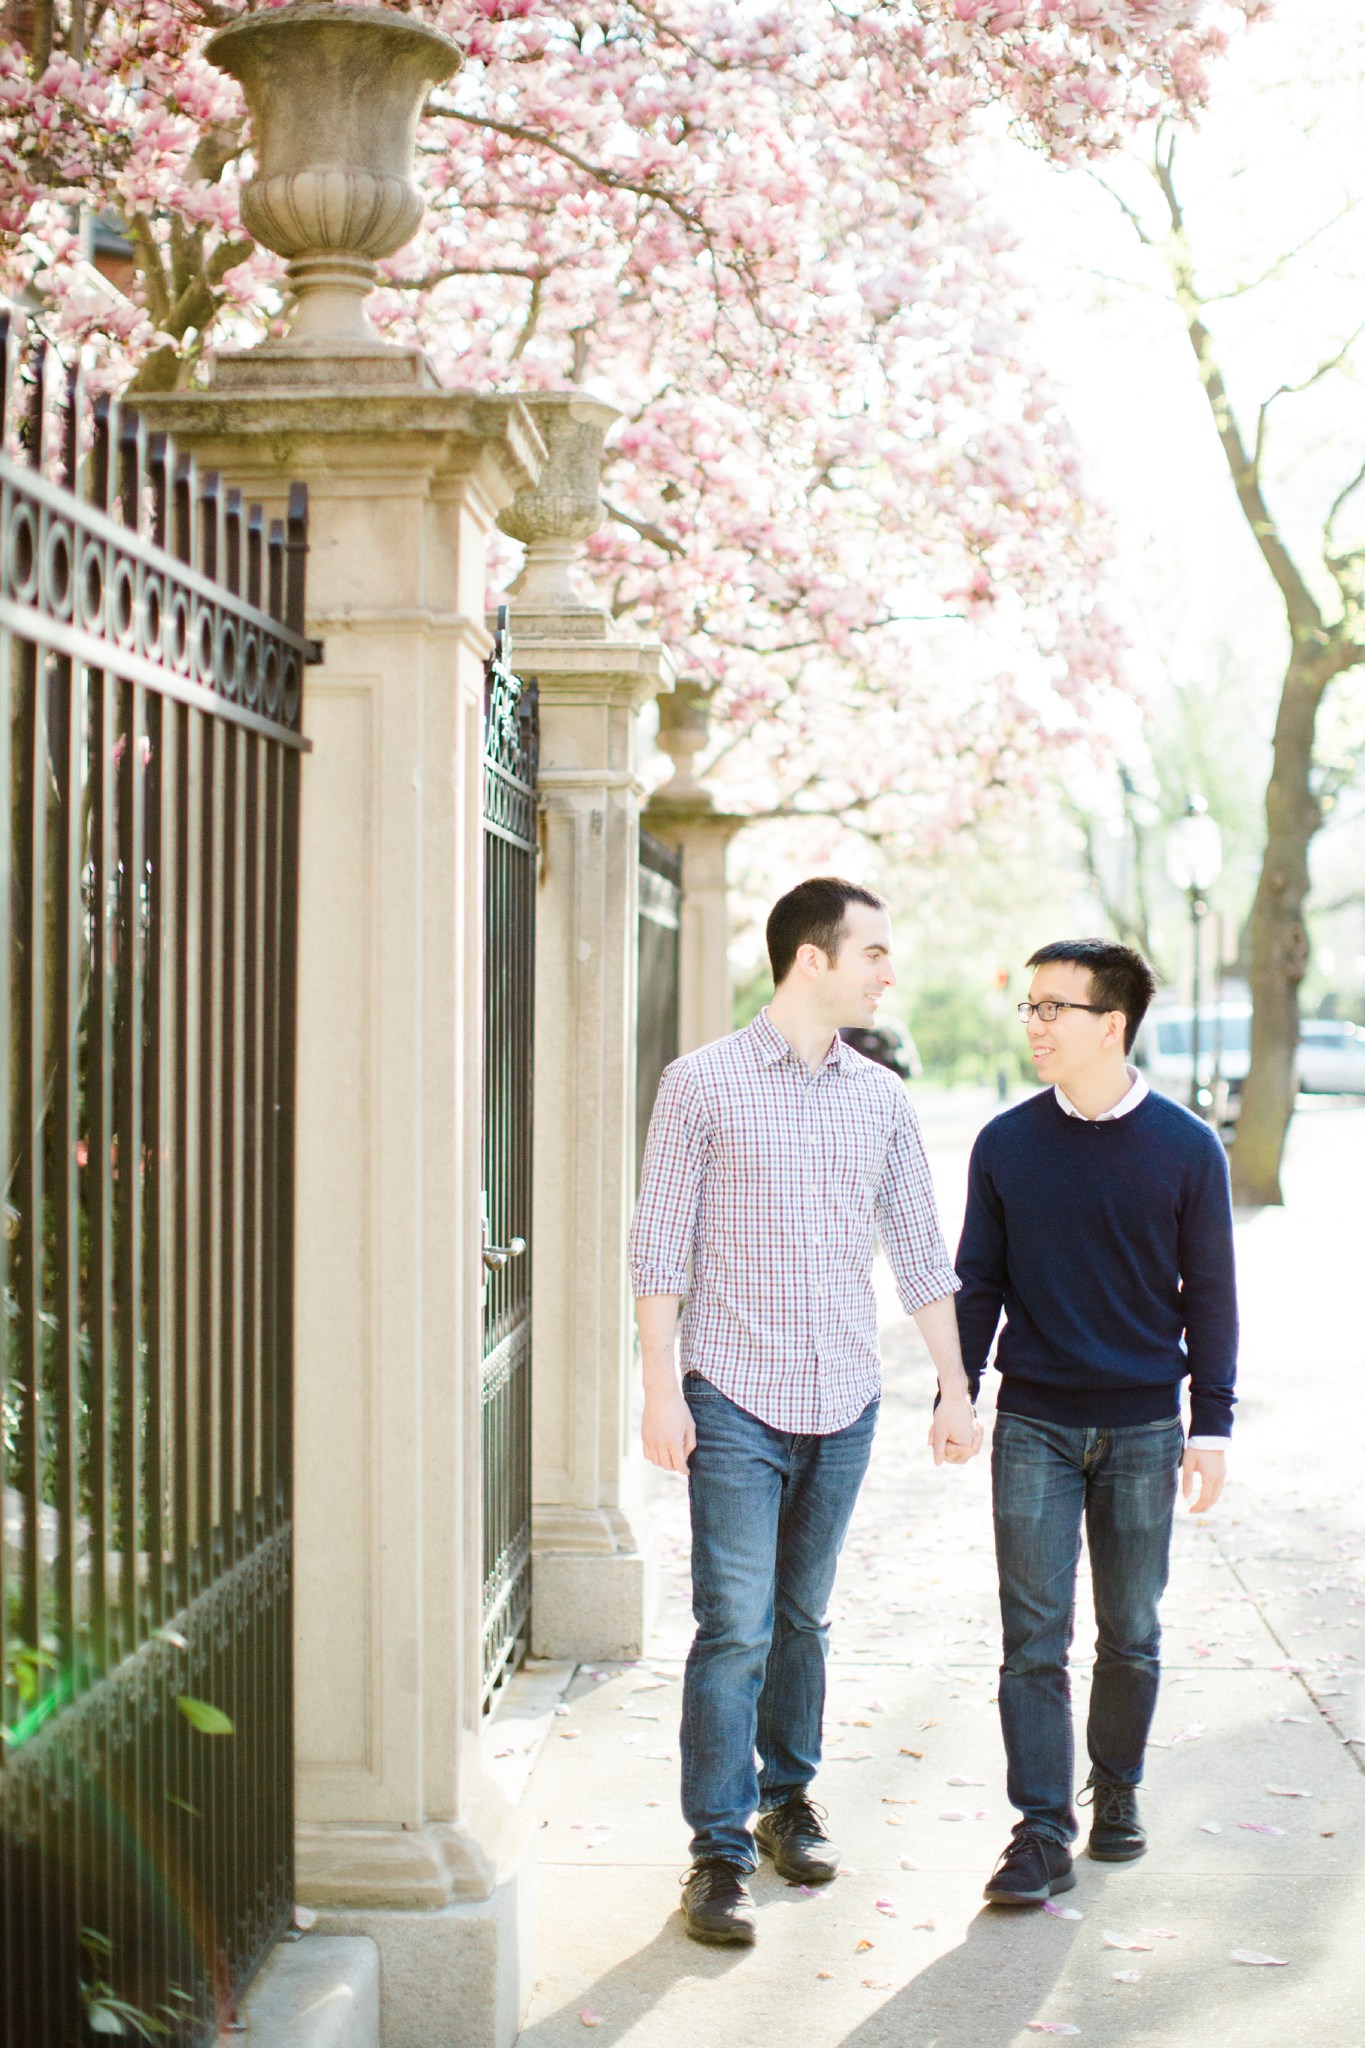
(636, 831, 682, 1186)
(0, 317, 309, 2047)
(480, 609, 537, 1706)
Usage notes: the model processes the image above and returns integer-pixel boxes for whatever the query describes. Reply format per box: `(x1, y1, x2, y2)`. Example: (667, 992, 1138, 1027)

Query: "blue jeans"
(680, 1374, 878, 1869)
(992, 1411, 1184, 1846)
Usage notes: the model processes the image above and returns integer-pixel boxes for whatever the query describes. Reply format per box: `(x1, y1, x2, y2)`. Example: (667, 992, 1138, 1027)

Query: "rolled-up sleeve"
(628, 1059, 710, 1297)
(875, 1090, 960, 1313)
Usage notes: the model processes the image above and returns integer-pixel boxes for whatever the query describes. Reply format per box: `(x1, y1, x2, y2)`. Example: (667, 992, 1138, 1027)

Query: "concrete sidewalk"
(509, 1101, 1365, 2047)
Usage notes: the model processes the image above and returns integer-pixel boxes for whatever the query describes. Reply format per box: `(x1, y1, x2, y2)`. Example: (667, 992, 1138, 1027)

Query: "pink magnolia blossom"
(0, 0, 1260, 845)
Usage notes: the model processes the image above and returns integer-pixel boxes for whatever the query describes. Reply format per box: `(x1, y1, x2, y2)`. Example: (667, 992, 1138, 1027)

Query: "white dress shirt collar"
(1055, 1063, 1148, 1122)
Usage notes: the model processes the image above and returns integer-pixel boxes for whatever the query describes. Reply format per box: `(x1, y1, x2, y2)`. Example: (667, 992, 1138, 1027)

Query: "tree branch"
(509, 270, 544, 362)
(127, 212, 172, 329)
(1150, 142, 1325, 641)
(601, 498, 686, 557)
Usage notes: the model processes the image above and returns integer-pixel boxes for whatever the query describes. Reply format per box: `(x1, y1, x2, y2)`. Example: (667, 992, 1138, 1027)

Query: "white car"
(1135, 1003, 1251, 1107)
(1136, 1004, 1365, 1104)
(1296, 1018, 1365, 1094)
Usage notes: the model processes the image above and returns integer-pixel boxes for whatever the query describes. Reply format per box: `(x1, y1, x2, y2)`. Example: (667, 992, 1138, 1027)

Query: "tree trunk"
(1228, 657, 1323, 1205)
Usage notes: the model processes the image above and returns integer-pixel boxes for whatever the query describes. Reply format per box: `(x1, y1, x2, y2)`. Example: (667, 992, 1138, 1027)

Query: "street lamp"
(1165, 794, 1223, 1115)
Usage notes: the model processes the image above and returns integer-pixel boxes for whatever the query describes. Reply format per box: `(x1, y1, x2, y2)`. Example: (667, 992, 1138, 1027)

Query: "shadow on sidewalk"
(837, 1902, 1083, 2047)
(516, 1920, 751, 2045)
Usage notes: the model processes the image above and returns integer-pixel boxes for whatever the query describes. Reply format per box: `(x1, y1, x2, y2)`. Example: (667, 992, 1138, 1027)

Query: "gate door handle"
(483, 1236, 526, 1273)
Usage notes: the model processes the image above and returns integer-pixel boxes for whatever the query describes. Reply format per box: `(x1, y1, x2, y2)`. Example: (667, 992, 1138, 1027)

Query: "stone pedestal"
(518, 609, 673, 1657)
(644, 683, 745, 1053)
(135, 381, 544, 2048)
(495, 391, 674, 1660)
(641, 799, 743, 1053)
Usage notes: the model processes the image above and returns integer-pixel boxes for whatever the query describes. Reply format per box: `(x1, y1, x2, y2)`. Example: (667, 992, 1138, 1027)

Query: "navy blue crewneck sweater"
(953, 1088, 1237, 1437)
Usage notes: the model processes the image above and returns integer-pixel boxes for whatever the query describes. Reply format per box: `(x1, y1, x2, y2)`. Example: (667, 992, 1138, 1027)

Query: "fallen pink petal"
(1230, 1951, 1289, 1967)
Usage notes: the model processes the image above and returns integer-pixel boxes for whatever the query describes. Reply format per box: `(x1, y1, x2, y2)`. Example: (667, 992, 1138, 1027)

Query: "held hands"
(642, 1385, 696, 1474)
(928, 1390, 983, 1468)
(1181, 1446, 1226, 1514)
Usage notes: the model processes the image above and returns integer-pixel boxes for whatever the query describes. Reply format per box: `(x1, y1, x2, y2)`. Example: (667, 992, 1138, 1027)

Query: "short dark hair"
(1025, 938, 1158, 1054)
(767, 877, 886, 987)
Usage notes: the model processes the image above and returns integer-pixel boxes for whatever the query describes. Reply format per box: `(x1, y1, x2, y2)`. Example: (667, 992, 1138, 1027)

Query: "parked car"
(1296, 1018, 1365, 1094)
(839, 1020, 923, 1081)
(1134, 1001, 1251, 1108)
(1135, 1003, 1365, 1104)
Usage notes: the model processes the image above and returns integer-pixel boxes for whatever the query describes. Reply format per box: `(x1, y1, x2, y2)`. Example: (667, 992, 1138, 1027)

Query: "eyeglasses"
(1016, 1000, 1108, 1023)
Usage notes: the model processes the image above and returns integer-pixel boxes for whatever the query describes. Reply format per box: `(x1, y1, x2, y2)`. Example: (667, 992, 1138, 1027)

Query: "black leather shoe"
(982, 1831, 1076, 1906)
(680, 1859, 758, 1945)
(755, 1792, 841, 1883)
(1082, 1780, 1147, 1862)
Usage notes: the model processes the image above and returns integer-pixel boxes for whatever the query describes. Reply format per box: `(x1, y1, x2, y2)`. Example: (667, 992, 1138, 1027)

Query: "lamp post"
(1165, 794, 1223, 1116)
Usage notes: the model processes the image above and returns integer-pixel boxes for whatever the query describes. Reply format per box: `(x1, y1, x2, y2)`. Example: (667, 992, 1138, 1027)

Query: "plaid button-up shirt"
(629, 1008, 959, 1433)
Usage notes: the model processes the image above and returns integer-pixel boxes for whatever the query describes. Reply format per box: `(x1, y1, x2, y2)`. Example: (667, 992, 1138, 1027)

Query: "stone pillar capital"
(502, 614, 675, 718)
(642, 792, 747, 847)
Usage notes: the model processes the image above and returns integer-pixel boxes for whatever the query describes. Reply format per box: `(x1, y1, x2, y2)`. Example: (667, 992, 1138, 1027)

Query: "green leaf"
(85, 2002, 128, 2036)
(176, 1696, 233, 1737)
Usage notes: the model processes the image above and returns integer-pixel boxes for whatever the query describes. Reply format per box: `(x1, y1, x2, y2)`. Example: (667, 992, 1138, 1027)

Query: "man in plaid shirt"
(630, 876, 980, 1946)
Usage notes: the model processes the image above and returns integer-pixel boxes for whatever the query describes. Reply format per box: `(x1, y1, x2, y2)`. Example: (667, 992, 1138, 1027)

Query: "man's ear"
(794, 941, 825, 982)
(1105, 1010, 1128, 1050)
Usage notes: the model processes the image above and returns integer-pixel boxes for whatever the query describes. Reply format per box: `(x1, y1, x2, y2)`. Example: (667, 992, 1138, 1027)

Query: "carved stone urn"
(496, 391, 622, 611)
(207, 2, 459, 367)
(655, 679, 715, 803)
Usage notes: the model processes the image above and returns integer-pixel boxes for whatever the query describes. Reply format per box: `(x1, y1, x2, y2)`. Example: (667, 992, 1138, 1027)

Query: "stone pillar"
(137, 11, 544, 2046)
(645, 681, 744, 1053)
(497, 393, 674, 1658)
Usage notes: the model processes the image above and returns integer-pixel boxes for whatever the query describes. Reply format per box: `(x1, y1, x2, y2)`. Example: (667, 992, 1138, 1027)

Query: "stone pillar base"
(311, 1872, 535, 2048)
(530, 1505, 661, 1661)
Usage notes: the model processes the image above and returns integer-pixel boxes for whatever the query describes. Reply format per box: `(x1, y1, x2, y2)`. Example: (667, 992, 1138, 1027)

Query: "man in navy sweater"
(954, 939, 1237, 1906)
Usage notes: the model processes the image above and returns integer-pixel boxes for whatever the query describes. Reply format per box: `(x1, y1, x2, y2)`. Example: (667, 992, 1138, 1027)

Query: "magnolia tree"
(1, 0, 1261, 847)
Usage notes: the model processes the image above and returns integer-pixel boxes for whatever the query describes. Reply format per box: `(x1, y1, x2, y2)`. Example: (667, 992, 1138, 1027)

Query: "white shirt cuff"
(1187, 1436, 1228, 1452)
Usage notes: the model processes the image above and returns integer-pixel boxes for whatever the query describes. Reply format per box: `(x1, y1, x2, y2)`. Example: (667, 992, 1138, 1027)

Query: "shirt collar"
(748, 1006, 854, 1076)
(1055, 1063, 1148, 1122)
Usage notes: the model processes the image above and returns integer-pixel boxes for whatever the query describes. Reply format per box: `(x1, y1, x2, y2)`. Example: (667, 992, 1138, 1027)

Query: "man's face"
(1024, 959, 1124, 1090)
(820, 903, 896, 1027)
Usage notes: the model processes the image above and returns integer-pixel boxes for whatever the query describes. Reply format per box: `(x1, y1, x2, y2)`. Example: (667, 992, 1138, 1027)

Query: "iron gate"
(480, 609, 537, 1705)
(0, 319, 308, 2046)
(636, 831, 682, 1185)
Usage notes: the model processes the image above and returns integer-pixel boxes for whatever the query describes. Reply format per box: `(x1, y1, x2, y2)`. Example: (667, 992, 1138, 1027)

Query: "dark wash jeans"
(680, 1373, 878, 1870)
(992, 1410, 1184, 1847)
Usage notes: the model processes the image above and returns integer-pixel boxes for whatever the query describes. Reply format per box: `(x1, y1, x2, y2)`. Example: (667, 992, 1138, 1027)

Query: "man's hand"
(928, 1390, 983, 1468)
(642, 1385, 696, 1474)
(1181, 1446, 1226, 1514)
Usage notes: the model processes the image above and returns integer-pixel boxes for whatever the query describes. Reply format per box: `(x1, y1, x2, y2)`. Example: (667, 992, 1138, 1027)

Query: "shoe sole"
(983, 1864, 1077, 1907)
(763, 1853, 838, 1885)
(1088, 1840, 1147, 1863)
(682, 1917, 758, 1946)
(756, 1836, 840, 1885)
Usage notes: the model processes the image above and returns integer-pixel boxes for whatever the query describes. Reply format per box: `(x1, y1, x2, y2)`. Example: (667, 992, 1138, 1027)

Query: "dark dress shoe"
(1082, 1781, 1147, 1862)
(982, 1831, 1076, 1906)
(754, 1792, 841, 1883)
(680, 1859, 758, 1945)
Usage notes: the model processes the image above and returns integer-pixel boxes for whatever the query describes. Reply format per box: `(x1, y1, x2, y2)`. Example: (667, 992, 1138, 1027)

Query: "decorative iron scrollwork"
(483, 602, 537, 784)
